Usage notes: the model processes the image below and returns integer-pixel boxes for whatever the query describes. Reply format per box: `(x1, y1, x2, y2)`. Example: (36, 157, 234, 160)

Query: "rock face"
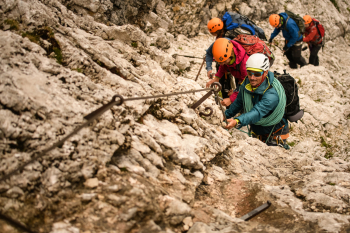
(0, 0, 350, 233)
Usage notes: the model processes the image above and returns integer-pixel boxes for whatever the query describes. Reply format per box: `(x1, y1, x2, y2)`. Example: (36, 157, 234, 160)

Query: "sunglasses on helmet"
(247, 70, 264, 77)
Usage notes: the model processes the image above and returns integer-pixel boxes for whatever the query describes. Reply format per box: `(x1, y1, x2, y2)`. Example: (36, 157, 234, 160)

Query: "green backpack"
(283, 10, 305, 37)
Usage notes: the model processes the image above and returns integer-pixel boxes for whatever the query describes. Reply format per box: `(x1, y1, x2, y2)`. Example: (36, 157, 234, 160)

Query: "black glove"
(268, 38, 273, 44)
(283, 46, 289, 52)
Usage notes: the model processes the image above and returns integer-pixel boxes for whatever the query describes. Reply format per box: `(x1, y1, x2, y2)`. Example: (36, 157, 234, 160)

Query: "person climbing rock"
(205, 13, 267, 76)
(268, 12, 307, 69)
(303, 15, 324, 66)
(205, 13, 267, 104)
(224, 53, 290, 148)
(206, 18, 234, 102)
(205, 38, 249, 107)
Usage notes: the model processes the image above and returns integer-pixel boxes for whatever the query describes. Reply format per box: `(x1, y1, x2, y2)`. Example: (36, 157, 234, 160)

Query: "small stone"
(6, 187, 24, 198)
(183, 169, 190, 175)
(0, 184, 10, 192)
(187, 222, 212, 233)
(84, 178, 99, 188)
(81, 193, 97, 201)
(183, 216, 193, 227)
(109, 165, 121, 173)
(108, 185, 121, 192)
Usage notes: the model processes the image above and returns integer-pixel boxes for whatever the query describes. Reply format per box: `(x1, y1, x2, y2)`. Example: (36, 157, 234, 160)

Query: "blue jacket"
(205, 37, 231, 72)
(270, 13, 303, 48)
(225, 71, 288, 135)
(222, 12, 256, 35)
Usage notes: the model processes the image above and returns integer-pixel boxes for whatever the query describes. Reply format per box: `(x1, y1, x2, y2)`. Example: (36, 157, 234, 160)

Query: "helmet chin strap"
(252, 71, 268, 89)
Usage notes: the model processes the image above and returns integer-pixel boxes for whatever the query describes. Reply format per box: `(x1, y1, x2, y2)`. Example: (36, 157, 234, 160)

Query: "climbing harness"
(252, 123, 290, 149)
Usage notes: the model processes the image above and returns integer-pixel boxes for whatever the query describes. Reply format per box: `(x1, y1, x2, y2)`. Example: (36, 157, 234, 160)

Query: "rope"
(235, 128, 250, 135)
(265, 124, 277, 144)
(242, 78, 286, 127)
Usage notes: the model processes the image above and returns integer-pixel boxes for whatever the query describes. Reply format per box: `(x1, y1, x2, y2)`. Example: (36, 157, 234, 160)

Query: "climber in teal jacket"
(225, 53, 289, 146)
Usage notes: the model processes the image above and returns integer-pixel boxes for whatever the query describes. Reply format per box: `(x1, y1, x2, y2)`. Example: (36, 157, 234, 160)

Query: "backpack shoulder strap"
(284, 17, 290, 31)
(312, 19, 322, 37)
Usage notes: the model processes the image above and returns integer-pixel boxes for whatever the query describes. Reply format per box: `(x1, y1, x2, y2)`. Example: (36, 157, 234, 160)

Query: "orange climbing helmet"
(207, 18, 224, 33)
(212, 38, 233, 62)
(303, 15, 312, 24)
(269, 14, 280, 27)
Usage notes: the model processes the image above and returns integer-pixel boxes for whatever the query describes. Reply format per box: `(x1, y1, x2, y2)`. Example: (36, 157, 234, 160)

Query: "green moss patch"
(287, 141, 296, 147)
(330, 0, 340, 12)
(4, 19, 20, 31)
(22, 27, 63, 65)
(53, 47, 63, 64)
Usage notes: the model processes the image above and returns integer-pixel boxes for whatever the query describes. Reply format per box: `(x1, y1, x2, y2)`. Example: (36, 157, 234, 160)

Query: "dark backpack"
(283, 10, 305, 37)
(222, 12, 267, 41)
(274, 70, 304, 122)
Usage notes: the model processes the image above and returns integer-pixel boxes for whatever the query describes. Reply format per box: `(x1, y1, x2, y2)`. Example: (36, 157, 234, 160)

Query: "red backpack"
(233, 34, 275, 66)
(312, 19, 325, 38)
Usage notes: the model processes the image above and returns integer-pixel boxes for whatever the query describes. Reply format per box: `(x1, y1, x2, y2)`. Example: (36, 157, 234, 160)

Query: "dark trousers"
(216, 63, 233, 99)
(285, 42, 307, 69)
(219, 76, 231, 99)
(309, 44, 322, 66)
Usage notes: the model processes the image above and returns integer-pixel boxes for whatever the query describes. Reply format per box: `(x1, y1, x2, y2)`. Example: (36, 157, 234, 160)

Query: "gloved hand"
(283, 45, 289, 52)
(268, 38, 273, 44)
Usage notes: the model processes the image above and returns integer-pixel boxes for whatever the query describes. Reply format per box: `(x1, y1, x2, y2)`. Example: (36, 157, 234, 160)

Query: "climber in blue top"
(268, 13, 307, 69)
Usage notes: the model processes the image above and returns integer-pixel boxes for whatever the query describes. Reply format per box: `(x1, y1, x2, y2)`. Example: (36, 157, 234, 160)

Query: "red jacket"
(215, 40, 249, 102)
(303, 20, 322, 45)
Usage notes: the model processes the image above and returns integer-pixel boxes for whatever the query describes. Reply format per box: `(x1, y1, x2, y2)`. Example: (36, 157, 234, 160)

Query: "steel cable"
(0, 84, 221, 232)
(0, 85, 220, 183)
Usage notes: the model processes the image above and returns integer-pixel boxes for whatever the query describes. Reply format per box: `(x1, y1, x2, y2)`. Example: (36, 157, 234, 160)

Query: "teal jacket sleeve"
(235, 89, 279, 126)
(225, 87, 244, 119)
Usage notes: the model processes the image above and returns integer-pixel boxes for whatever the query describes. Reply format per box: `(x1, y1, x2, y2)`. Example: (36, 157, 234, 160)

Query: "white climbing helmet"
(246, 53, 270, 71)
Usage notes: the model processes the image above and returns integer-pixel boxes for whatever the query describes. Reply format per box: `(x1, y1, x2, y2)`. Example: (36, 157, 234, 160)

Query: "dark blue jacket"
(225, 71, 288, 135)
(270, 13, 303, 48)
